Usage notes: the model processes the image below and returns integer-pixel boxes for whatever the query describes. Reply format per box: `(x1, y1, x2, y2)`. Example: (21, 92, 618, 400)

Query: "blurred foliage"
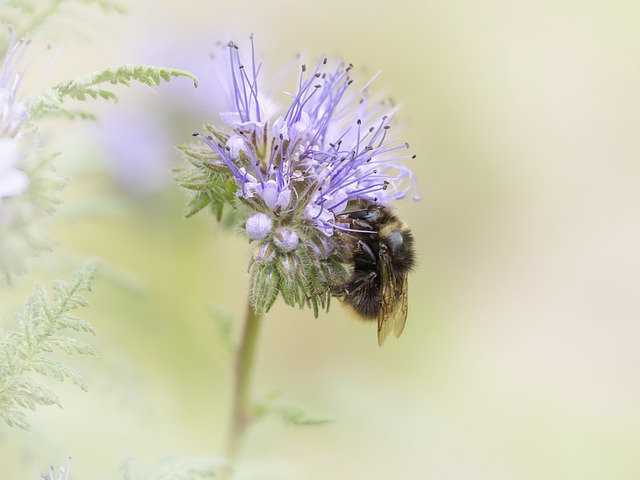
(117, 456, 223, 480)
(0, 260, 98, 432)
(255, 393, 333, 426)
(0, 0, 126, 39)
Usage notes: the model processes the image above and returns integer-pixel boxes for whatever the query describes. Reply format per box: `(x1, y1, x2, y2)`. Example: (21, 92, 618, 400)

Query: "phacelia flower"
(0, 31, 30, 201)
(180, 35, 418, 314)
(0, 30, 62, 280)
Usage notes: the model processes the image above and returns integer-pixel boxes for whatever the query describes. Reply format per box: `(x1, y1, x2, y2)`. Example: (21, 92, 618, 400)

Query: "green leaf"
(27, 64, 198, 119)
(173, 164, 237, 221)
(0, 261, 99, 432)
(255, 395, 333, 426)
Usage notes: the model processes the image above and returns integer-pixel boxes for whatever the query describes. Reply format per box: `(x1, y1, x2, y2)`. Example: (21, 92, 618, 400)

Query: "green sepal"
(251, 264, 280, 314)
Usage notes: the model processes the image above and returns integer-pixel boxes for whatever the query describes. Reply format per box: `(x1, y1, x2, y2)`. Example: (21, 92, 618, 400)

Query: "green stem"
(224, 298, 263, 466)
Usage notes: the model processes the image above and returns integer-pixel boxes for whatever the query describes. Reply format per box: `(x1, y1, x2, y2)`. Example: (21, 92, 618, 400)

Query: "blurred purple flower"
(96, 111, 174, 195)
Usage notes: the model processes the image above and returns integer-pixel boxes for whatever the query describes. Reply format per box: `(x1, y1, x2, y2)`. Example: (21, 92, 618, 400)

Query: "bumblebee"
(332, 199, 415, 346)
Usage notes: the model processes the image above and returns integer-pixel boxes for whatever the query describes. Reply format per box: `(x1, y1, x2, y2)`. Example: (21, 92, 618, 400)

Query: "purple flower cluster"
(197, 36, 418, 242)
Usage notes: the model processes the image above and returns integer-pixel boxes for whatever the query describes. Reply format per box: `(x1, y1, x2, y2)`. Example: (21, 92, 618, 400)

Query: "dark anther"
(347, 63, 353, 71)
(405, 142, 410, 148)
(357, 119, 362, 125)
(314, 84, 321, 88)
(323, 58, 328, 65)
(347, 80, 353, 86)
(412, 154, 417, 159)
(192, 133, 199, 137)
(302, 64, 307, 72)
(365, 145, 374, 151)
(315, 73, 321, 78)
(384, 125, 391, 130)
(369, 127, 375, 133)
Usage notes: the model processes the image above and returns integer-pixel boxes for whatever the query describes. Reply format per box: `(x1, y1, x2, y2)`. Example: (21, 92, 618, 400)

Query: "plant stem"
(224, 298, 264, 466)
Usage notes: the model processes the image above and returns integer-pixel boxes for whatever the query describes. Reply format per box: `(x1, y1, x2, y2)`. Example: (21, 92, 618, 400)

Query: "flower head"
(181, 36, 418, 314)
(196, 37, 417, 235)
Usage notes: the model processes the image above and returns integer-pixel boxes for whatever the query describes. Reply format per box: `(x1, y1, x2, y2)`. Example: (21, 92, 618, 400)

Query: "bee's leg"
(351, 219, 375, 231)
(344, 208, 381, 223)
(329, 241, 377, 296)
(357, 240, 377, 266)
(343, 270, 377, 295)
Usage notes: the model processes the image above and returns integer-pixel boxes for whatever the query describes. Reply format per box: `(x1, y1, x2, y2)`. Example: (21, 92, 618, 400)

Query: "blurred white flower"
(0, 137, 28, 201)
(0, 31, 30, 138)
(0, 31, 30, 204)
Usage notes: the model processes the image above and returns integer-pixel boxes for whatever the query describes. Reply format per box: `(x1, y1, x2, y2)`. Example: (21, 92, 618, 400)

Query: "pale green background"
(2, 0, 639, 479)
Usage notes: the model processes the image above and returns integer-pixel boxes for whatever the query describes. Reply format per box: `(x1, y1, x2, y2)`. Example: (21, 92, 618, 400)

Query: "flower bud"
(245, 213, 273, 240)
(254, 241, 276, 264)
(273, 227, 299, 252)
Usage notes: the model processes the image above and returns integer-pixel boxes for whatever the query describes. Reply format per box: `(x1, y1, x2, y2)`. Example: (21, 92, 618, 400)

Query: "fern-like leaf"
(27, 64, 198, 119)
(0, 260, 99, 432)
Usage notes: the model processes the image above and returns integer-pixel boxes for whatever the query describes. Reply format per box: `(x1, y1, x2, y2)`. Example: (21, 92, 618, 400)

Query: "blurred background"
(2, 0, 640, 478)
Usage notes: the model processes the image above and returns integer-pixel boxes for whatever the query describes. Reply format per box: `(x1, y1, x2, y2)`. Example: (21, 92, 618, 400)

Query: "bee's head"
(385, 229, 406, 255)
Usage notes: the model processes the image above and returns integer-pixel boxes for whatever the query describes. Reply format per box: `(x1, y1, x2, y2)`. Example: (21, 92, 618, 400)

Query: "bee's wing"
(377, 258, 409, 346)
(393, 274, 409, 338)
